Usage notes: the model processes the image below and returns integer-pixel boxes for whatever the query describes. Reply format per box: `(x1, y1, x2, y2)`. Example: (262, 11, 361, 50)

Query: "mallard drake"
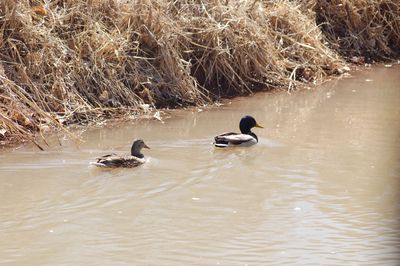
(91, 139, 150, 168)
(214, 115, 264, 147)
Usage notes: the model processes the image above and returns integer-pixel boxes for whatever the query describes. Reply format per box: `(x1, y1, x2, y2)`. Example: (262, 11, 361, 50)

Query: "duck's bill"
(144, 144, 150, 149)
(255, 123, 264, 128)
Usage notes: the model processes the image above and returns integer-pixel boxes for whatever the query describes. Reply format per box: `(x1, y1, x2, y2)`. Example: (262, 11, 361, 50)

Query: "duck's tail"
(214, 142, 229, 148)
(89, 161, 108, 167)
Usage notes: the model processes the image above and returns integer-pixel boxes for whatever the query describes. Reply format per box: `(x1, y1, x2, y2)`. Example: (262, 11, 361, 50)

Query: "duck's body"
(214, 132, 258, 147)
(91, 139, 149, 168)
(92, 154, 146, 168)
(214, 116, 263, 147)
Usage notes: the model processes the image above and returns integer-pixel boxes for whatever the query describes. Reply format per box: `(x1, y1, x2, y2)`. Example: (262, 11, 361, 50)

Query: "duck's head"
(131, 139, 150, 158)
(239, 115, 264, 134)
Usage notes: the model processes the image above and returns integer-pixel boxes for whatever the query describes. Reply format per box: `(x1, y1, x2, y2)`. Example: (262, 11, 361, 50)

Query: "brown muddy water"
(1, 65, 400, 265)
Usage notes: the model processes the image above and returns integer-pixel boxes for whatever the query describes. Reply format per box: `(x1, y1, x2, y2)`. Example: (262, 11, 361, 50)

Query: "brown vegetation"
(314, 0, 400, 60)
(0, 0, 399, 146)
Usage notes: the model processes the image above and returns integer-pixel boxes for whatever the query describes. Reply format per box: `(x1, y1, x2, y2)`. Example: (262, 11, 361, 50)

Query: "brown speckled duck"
(91, 139, 150, 168)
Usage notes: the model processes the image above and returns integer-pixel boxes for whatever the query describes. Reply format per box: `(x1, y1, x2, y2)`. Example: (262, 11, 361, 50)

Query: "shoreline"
(0, 62, 391, 150)
(0, 64, 356, 150)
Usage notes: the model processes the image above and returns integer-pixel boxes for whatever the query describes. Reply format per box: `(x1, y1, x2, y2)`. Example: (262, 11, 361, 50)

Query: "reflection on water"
(1, 65, 400, 265)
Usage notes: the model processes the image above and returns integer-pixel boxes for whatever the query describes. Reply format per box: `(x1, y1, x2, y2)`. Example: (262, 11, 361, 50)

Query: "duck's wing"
(214, 132, 256, 147)
(93, 154, 124, 167)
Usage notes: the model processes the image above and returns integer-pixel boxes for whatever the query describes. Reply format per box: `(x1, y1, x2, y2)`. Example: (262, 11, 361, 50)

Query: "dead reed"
(0, 0, 397, 146)
(315, 0, 400, 60)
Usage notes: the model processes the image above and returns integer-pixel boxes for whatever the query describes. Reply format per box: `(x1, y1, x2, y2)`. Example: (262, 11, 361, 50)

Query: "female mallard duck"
(91, 139, 150, 168)
(214, 115, 264, 147)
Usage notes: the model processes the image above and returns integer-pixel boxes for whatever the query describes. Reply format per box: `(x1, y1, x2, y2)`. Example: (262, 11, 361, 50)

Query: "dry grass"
(1, 0, 397, 146)
(314, 0, 400, 60)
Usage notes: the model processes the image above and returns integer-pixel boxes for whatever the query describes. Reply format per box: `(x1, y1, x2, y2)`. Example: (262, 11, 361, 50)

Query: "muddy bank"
(0, 0, 399, 146)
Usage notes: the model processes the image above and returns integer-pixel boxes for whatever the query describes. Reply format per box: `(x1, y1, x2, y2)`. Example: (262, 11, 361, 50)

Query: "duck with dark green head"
(91, 139, 150, 168)
(214, 115, 264, 147)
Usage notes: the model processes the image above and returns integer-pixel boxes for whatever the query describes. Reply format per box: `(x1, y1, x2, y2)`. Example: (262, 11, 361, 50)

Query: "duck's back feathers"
(214, 132, 257, 147)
